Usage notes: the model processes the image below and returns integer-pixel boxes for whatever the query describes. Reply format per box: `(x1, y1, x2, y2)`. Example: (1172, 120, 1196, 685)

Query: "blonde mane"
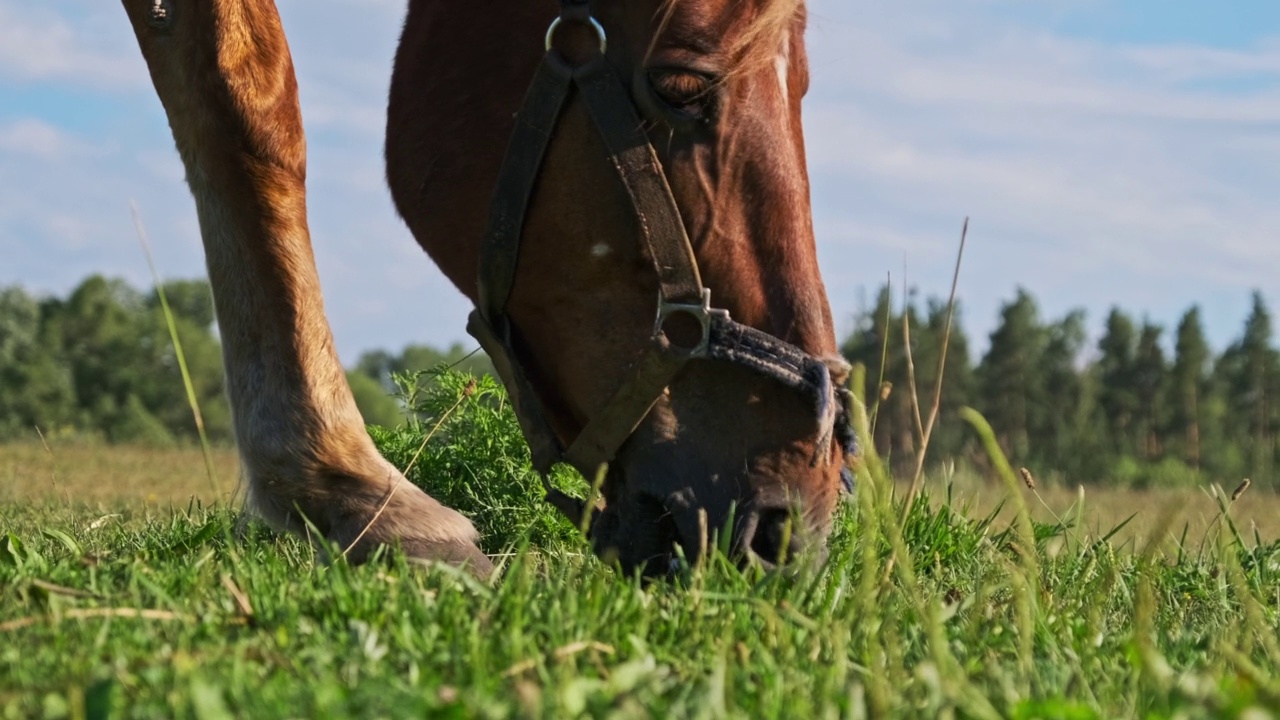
(653, 0, 805, 76)
(728, 0, 804, 75)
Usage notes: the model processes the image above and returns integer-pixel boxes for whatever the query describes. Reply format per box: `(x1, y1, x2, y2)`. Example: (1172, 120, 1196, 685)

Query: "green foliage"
(346, 371, 405, 429)
(150, 279, 216, 330)
(109, 394, 176, 447)
(367, 370, 585, 553)
(4, 271, 1279, 492)
(0, 277, 231, 445)
(1097, 307, 1141, 458)
(978, 288, 1045, 463)
(352, 342, 494, 395)
(1215, 292, 1280, 484)
(1168, 307, 1211, 469)
(0, 287, 76, 438)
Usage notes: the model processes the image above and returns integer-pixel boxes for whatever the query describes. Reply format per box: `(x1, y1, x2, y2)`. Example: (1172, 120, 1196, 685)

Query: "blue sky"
(2, 1, 1277, 364)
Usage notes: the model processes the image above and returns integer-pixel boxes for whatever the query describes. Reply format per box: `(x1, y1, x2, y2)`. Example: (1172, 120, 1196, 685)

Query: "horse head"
(389, 0, 853, 574)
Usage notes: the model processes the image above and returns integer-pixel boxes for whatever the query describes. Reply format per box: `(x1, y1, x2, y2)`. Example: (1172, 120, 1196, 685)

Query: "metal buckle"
(545, 16, 608, 54)
(656, 288, 729, 358)
(147, 0, 173, 29)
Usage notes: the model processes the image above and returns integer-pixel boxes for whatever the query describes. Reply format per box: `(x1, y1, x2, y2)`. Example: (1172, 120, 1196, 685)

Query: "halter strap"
(468, 3, 855, 507)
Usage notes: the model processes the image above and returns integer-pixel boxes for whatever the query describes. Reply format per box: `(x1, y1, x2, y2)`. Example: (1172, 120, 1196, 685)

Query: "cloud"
(0, 119, 99, 159)
(804, 1, 1280, 348)
(0, 2, 143, 89)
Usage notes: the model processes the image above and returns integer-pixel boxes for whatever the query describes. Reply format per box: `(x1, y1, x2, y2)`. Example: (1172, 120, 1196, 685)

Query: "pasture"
(1, 373, 1278, 718)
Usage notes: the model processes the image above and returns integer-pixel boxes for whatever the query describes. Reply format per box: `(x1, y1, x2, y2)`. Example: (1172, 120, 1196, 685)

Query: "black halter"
(465, 0, 855, 511)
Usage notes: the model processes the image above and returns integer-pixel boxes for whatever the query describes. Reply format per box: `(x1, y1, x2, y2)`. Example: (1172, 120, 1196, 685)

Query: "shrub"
(367, 369, 586, 554)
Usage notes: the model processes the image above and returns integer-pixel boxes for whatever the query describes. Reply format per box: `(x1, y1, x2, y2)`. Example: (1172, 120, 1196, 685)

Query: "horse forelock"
(652, 0, 805, 77)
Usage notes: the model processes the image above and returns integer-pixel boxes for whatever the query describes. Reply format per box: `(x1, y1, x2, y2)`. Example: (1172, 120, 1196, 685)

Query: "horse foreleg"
(120, 0, 492, 576)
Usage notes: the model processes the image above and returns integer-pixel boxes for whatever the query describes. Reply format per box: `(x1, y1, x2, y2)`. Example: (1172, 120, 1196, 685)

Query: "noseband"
(465, 0, 856, 505)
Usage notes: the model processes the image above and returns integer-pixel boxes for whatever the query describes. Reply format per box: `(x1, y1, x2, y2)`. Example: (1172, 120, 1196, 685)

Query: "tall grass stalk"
(131, 201, 222, 499)
(868, 271, 894, 439)
(901, 218, 968, 524)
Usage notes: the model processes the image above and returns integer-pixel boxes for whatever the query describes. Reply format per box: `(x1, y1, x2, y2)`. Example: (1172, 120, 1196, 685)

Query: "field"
(5, 441, 1277, 554)
(1, 375, 1278, 718)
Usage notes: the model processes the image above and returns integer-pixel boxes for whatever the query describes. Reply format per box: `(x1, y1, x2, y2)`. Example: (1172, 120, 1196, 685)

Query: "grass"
(920, 475, 1280, 553)
(0, 441, 240, 507)
(1, 372, 1278, 718)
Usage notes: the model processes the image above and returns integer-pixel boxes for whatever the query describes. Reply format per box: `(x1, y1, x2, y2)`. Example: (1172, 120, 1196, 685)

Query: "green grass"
(1, 371, 1278, 718)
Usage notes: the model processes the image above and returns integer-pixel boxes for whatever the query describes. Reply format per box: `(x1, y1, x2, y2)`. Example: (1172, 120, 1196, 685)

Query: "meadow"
(1, 372, 1277, 718)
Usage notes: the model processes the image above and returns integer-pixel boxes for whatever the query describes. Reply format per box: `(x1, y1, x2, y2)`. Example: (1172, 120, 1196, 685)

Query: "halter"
(466, 0, 855, 514)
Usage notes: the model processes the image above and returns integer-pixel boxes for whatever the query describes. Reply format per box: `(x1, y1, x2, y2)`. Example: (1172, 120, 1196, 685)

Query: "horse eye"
(647, 69, 716, 118)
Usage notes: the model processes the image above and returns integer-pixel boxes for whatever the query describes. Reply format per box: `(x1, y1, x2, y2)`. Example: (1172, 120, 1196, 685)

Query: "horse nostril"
(749, 508, 804, 566)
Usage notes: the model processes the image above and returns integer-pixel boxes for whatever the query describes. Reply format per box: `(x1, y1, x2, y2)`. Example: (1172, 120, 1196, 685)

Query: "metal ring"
(544, 16, 608, 55)
(655, 289, 726, 358)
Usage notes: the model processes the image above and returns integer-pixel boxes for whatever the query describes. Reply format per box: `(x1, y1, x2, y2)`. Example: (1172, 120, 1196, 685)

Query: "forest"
(2, 275, 1276, 490)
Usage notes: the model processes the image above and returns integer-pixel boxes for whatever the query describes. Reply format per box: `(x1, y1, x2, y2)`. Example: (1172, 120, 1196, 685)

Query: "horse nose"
(743, 507, 807, 567)
(670, 491, 808, 566)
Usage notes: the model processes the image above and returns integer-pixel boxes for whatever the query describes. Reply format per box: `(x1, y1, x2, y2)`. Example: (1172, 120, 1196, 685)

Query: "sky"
(1, 0, 1277, 365)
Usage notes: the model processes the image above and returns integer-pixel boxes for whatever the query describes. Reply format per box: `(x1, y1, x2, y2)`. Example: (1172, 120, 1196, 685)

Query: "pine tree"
(917, 297, 975, 460)
(841, 284, 916, 475)
(1036, 310, 1087, 475)
(977, 288, 1045, 463)
(1217, 292, 1280, 485)
(1096, 308, 1139, 460)
(1132, 321, 1167, 460)
(1168, 307, 1210, 469)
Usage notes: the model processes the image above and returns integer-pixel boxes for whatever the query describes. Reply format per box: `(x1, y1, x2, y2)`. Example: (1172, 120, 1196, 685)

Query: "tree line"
(0, 276, 228, 446)
(2, 275, 1276, 490)
(0, 275, 488, 447)
(844, 286, 1279, 490)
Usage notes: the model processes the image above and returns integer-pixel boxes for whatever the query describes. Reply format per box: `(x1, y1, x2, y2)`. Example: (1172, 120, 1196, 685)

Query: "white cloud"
(0, 119, 99, 159)
(1122, 40, 1280, 82)
(0, 2, 143, 89)
(804, 1, 1280, 349)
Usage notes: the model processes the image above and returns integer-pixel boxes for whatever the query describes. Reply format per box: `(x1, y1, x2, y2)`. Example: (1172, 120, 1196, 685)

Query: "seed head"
(1231, 478, 1251, 502)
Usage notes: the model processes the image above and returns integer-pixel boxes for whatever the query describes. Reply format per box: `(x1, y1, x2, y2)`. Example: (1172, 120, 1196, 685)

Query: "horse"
(120, 0, 854, 578)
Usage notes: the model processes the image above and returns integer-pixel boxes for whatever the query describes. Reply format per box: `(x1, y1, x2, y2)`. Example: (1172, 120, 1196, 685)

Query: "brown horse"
(121, 0, 852, 577)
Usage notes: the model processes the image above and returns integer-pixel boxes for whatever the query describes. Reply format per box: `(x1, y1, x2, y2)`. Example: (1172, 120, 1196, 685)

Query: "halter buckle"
(656, 289, 728, 358)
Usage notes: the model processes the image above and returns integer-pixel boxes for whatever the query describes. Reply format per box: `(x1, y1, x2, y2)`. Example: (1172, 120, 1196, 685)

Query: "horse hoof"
(326, 479, 493, 579)
(337, 529, 494, 580)
(400, 538, 496, 580)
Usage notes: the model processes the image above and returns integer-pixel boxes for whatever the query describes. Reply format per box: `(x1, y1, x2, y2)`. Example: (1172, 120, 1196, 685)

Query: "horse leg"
(120, 0, 492, 576)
